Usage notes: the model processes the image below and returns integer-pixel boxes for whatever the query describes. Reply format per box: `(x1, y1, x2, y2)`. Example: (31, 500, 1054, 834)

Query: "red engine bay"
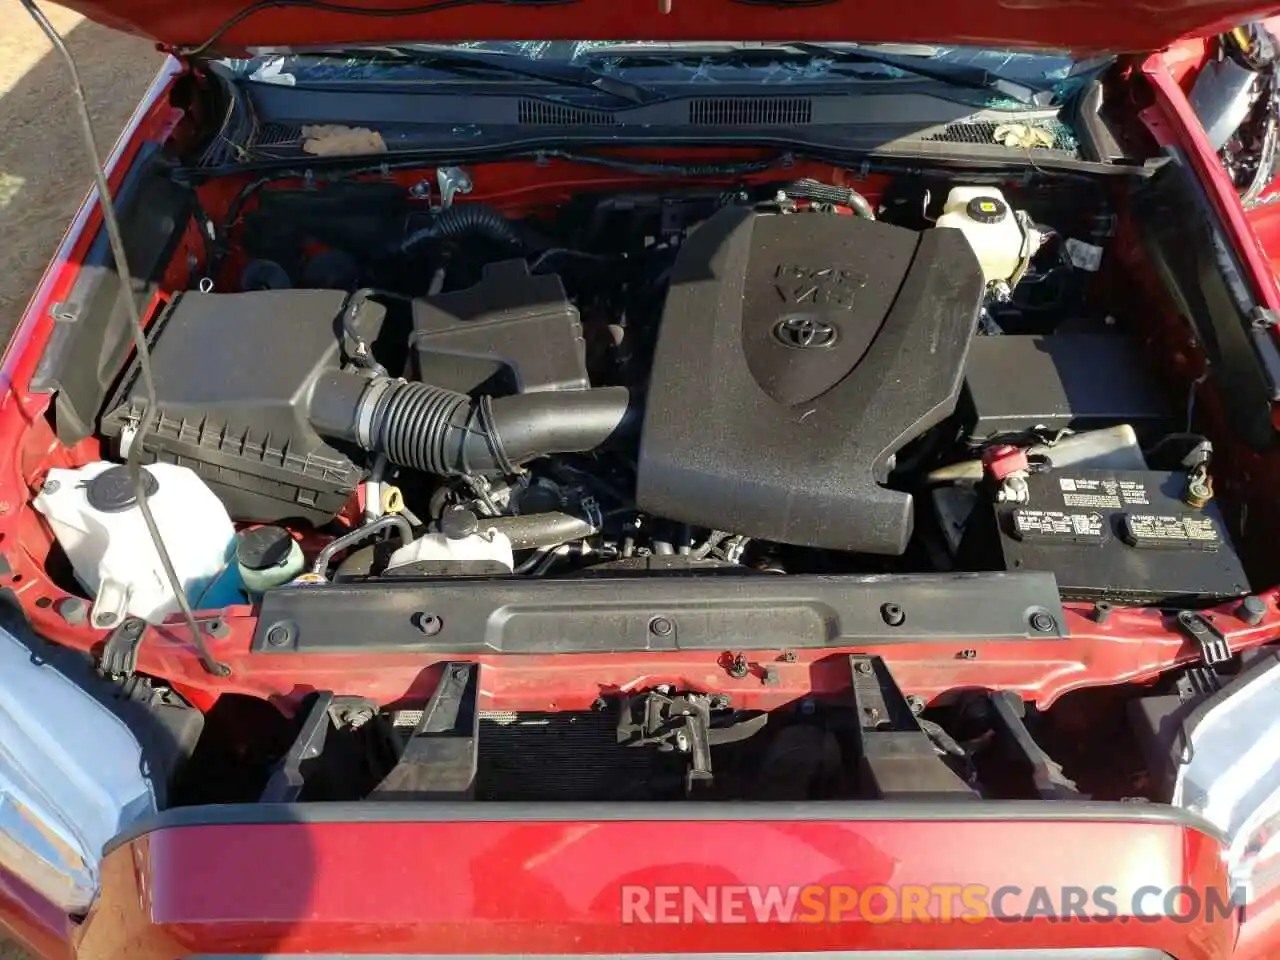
(5, 10, 1280, 958)
(0, 53, 1278, 815)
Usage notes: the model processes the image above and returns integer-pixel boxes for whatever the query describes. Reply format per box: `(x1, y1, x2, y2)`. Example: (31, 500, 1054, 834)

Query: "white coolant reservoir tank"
(936, 186, 1039, 287)
(33, 462, 235, 629)
(385, 508, 514, 576)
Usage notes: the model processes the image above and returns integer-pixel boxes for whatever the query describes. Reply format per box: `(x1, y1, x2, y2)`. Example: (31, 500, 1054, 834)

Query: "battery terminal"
(1184, 462, 1215, 509)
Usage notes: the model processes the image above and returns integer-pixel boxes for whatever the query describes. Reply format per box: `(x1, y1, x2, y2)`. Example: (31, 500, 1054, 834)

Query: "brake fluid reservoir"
(33, 462, 236, 629)
(235, 525, 305, 596)
(936, 186, 1037, 287)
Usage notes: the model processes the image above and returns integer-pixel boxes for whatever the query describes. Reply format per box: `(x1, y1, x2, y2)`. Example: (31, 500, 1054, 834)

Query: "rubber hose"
(486, 511, 599, 550)
(781, 179, 876, 219)
(401, 203, 526, 252)
(311, 374, 634, 477)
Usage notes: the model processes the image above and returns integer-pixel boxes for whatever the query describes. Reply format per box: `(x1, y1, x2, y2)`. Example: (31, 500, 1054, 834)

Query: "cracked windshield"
(228, 41, 1089, 110)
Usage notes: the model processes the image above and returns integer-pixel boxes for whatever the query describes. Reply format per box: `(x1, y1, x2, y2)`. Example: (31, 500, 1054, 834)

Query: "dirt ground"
(0, 2, 160, 338)
(0, 8, 159, 955)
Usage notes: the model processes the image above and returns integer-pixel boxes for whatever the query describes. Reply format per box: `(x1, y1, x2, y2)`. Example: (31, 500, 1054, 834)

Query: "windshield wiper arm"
(582, 41, 1048, 106)
(778, 42, 1048, 105)
(301, 45, 656, 104)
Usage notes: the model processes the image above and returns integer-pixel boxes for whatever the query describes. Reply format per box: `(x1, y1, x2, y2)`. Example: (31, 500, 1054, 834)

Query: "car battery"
(992, 469, 1250, 604)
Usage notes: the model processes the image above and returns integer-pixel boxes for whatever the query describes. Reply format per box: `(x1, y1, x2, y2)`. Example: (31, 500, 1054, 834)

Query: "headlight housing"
(1173, 650, 1280, 905)
(0, 623, 155, 913)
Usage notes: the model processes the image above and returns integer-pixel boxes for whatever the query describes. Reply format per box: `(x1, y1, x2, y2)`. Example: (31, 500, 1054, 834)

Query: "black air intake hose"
(310, 373, 633, 476)
(400, 203, 550, 253)
(780, 179, 876, 220)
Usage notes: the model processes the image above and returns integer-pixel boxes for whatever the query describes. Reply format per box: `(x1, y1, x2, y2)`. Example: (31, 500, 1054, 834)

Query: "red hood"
(54, 0, 1280, 57)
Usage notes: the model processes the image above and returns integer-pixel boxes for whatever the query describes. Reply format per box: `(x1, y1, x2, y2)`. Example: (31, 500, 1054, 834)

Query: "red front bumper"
(68, 803, 1241, 960)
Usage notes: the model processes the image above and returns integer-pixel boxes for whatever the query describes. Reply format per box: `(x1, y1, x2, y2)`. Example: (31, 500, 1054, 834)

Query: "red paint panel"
(75, 814, 1235, 959)
(0, 867, 74, 960)
(53, 0, 1280, 59)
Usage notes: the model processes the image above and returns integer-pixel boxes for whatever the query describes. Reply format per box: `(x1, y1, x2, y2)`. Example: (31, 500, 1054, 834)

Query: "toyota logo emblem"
(773, 316, 838, 349)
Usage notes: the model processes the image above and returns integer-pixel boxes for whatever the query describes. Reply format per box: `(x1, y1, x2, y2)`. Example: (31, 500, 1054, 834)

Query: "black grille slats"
(925, 119, 1076, 153)
(517, 99, 618, 126)
(688, 97, 813, 126)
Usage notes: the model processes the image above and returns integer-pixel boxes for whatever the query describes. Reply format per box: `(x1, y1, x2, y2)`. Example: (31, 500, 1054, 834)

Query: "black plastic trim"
(108, 798, 1225, 854)
(250, 572, 1065, 653)
(1134, 146, 1280, 449)
(636, 207, 984, 554)
(1061, 76, 1128, 164)
(30, 147, 195, 444)
(1177, 646, 1280, 757)
(184, 132, 1154, 183)
(245, 81, 1052, 131)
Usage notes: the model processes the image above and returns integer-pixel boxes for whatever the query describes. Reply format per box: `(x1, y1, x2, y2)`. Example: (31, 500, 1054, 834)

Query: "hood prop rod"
(20, 0, 231, 677)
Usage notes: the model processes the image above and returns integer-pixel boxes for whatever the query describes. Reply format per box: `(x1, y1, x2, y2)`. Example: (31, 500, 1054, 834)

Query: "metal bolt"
(451, 666, 469, 681)
(203, 617, 230, 639)
(41, 479, 60, 495)
(675, 731, 690, 752)
(1093, 601, 1113, 625)
(591, 697, 608, 712)
(1029, 611, 1057, 634)
(855, 659, 874, 676)
(864, 706, 882, 722)
(907, 695, 926, 715)
(649, 616, 674, 637)
(779, 649, 797, 663)
(956, 648, 978, 660)
(414, 613, 443, 636)
(709, 694, 731, 710)
(880, 603, 905, 627)
(727, 653, 750, 679)
(342, 707, 373, 729)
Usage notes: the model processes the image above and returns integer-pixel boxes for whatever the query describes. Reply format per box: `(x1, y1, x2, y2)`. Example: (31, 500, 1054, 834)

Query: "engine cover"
(636, 207, 985, 555)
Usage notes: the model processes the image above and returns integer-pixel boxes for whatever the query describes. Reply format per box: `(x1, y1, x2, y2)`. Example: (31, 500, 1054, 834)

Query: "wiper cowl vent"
(688, 96, 813, 126)
(517, 99, 618, 126)
(926, 119, 1078, 154)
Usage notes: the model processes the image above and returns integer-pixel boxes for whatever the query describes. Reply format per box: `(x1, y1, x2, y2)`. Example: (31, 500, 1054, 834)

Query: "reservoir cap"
(966, 196, 1009, 224)
(85, 466, 159, 513)
(237, 525, 296, 571)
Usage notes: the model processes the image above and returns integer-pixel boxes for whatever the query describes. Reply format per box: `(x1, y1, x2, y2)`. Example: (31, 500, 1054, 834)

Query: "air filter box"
(411, 260, 588, 395)
(101, 290, 381, 524)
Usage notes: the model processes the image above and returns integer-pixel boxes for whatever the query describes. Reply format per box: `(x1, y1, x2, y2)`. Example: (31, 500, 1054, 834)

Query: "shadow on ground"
(0, 7, 161, 340)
